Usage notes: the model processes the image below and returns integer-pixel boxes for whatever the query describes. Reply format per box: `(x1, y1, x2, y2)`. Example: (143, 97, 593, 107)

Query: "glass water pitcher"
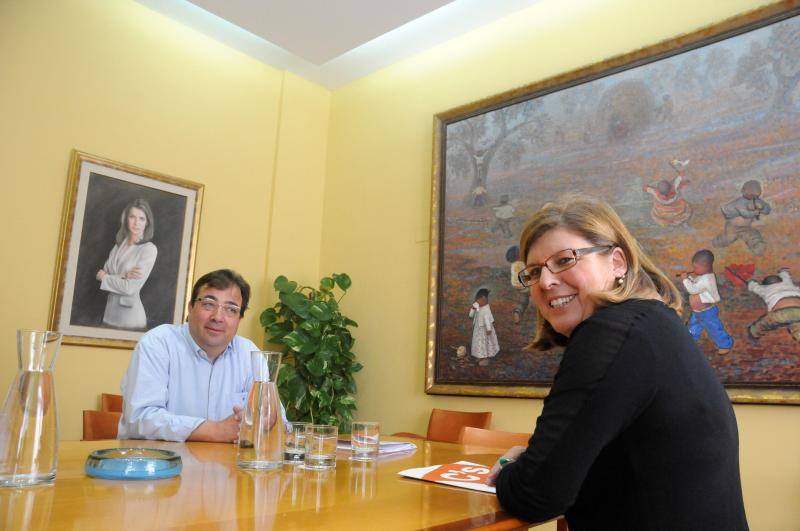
(237, 351, 284, 470)
(0, 330, 62, 487)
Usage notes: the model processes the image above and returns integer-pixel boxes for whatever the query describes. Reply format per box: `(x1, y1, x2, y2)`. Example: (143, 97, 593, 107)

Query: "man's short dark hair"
(691, 249, 715, 266)
(190, 269, 251, 317)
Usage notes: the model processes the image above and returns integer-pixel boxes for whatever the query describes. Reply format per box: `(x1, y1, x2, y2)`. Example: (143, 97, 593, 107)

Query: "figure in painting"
(506, 246, 530, 325)
(655, 94, 674, 122)
(712, 180, 771, 256)
(642, 159, 692, 226)
(96, 198, 158, 330)
(681, 249, 734, 354)
(747, 268, 800, 344)
(471, 184, 488, 207)
(468, 288, 500, 366)
(492, 195, 516, 238)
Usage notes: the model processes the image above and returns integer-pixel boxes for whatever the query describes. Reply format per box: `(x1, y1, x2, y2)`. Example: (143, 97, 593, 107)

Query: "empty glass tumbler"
(237, 351, 284, 470)
(0, 330, 62, 487)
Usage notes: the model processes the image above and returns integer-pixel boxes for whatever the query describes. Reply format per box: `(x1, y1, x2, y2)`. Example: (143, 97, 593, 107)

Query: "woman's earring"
(616, 275, 625, 286)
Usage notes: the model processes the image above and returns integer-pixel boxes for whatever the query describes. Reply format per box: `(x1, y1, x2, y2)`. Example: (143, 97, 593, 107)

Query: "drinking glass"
(350, 421, 380, 461)
(284, 421, 309, 465)
(303, 425, 338, 470)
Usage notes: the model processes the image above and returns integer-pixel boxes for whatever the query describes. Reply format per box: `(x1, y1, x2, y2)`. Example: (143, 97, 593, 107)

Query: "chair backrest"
(82, 410, 121, 441)
(101, 393, 123, 412)
(459, 426, 530, 449)
(426, 408, 492, 443)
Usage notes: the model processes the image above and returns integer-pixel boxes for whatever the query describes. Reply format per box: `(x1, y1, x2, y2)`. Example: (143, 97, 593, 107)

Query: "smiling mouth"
(549, 295, 576, 308)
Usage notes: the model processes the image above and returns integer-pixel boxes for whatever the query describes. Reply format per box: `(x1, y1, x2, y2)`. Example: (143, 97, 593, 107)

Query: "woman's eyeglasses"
(518, 245, 614, 287)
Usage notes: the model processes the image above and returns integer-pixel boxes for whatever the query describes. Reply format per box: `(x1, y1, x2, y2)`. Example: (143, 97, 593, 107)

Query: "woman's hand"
(96, 270, 106, 281)
(124, 267, 143, 280)
(487, 445, 527, 486)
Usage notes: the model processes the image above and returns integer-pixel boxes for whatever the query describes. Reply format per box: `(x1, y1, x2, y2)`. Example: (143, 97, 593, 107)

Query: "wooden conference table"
(0, 438, 553, 530)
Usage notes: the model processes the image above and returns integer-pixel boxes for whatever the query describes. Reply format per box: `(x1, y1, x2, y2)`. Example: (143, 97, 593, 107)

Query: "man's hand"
(487, 445, 527, 486)
(188, 405, 243, 443)
(96, 270, 106, 281)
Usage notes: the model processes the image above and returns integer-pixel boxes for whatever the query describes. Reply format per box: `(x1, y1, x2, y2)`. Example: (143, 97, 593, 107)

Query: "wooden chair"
(82, 410, 121, 440)
(459, 426, 531, 449)
(101, 393, 123, 412)
(393, 408, 492, 443)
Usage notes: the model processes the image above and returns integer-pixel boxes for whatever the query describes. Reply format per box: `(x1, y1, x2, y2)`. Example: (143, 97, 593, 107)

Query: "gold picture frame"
(49, 150, 203, 349)
(426, 2, 800, 404)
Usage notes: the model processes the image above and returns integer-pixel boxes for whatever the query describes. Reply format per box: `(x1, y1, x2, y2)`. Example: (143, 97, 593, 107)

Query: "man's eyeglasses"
(194, 297, 241, 318)
(518, 245, 614, 287)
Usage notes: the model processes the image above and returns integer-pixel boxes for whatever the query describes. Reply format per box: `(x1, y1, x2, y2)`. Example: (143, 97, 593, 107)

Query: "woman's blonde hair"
(519, 195, 682, 350)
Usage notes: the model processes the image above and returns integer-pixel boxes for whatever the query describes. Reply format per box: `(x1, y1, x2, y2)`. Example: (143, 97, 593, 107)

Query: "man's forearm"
(188, 420, 226, 442)
(187, 407, 243, 443)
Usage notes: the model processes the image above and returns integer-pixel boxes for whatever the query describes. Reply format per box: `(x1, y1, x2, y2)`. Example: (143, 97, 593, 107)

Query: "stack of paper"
(398, 461, 496, 493)
(336, 440, 417, 455)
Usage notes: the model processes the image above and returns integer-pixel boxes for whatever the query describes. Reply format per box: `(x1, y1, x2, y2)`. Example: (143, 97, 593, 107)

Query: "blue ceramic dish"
(85, 448, 182, 480)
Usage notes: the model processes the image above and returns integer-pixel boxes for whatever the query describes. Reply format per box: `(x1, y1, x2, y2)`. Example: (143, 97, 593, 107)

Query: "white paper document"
(397, 460, 496, 494)
(337, 440, 417, 455)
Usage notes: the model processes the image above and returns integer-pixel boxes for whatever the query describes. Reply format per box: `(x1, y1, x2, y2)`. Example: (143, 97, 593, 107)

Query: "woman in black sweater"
(489, 197, 748, 530)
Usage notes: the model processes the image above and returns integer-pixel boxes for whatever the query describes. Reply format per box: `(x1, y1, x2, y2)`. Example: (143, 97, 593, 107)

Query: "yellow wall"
(322, 0, 799, 529)
(0, 0, 328, 441)
(266, 73, 330, 288)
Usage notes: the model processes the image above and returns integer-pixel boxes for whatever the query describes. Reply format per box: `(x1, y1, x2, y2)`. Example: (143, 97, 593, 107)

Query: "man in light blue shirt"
(119, 269, 284, 442)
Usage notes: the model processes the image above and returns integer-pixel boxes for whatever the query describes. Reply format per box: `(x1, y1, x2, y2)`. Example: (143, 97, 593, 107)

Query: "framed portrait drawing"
(426, 4, 800, 404)
(49, 150, 203, 348)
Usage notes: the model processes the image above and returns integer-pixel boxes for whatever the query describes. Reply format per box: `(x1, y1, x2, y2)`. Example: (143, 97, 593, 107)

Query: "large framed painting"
(426, 4, 800, 404)
(49, 150, 203, 348)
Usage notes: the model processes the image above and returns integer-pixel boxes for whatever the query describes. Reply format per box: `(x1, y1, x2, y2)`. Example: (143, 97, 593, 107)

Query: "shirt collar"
(181, 323, 234, 363)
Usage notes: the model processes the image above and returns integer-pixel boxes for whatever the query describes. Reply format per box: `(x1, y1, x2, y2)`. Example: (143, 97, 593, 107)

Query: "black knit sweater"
(495, 299, 748, 531)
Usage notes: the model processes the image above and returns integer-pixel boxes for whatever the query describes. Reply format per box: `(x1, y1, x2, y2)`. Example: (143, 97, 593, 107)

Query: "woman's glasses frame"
(518, 245, 614, 287)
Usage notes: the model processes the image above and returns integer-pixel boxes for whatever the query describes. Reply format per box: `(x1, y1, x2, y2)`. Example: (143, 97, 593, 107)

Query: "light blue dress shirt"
(118, 323, 286, 442)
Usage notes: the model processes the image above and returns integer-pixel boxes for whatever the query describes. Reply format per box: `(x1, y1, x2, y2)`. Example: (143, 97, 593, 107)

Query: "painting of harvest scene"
(433, 12, 800, 396)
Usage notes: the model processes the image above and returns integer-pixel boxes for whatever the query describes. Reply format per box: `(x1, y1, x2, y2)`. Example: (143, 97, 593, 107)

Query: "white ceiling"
(135, 0, 544, 88)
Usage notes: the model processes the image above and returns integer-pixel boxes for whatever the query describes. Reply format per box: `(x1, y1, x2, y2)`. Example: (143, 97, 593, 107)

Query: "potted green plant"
(260, 273, 361, 429)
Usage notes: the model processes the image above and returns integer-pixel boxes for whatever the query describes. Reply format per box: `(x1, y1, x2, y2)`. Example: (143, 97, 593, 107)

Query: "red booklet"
(398, 460, 495, 493)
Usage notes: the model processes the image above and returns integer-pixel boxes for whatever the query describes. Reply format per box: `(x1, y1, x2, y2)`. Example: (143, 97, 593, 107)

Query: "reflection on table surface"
(0, 438, 541, 530)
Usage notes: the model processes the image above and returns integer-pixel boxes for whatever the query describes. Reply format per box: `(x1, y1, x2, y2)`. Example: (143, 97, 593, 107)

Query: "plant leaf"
(283, 330, 311, 352)
(337, 395, 356, 406)
(306, 357, 327, 377)
(274, 275, 298, 294)
(299, 319, 323, 337)
(309, 301, 333, 322)
(320, 277, 335, 291)
(260, 308, 278, 327)
(280, 292, 312, 318)
(333, 273, 352, 291)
